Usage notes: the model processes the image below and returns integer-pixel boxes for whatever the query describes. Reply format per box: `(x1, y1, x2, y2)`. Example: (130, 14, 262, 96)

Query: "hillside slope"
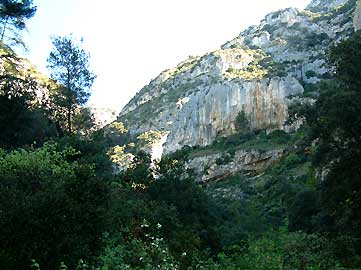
(118, 0, 357, 156)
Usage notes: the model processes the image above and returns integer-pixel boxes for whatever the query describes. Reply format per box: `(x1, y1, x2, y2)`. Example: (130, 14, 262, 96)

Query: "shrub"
(306, 70, 317, 78)
(215, 153, 233, 165)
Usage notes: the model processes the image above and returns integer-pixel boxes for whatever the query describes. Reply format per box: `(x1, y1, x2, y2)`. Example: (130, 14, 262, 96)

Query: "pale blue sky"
(21, 0, 310, 112)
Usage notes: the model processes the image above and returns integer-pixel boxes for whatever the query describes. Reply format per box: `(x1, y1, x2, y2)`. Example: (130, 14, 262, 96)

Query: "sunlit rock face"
(164, 77, 302, 153)
(306, 0, 349, 12)
(118, 0, 356, 154)
(188, 149, 285, 182)
(354, 0, 361, 30)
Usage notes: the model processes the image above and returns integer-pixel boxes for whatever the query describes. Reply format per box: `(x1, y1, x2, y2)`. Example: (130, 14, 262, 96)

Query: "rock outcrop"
(117, 0, 356, 154)
(165, 77, 302, 153)
(354, 0, 361, 30)
(188, 148, 285, 182)
(306, 0, 349, 12)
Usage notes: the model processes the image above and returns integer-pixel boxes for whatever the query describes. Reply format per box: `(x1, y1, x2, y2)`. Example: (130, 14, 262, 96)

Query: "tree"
(72, 107, 96, 136)
(290, 31, 361, 239)
(235, 110, 250, 132)
(0, 143, 109, 270)
(311, 32, 361, 238)
(0, 0, 37, 44)
(47, 35, 96, 134)
(0, 44, 58, 149)
(0, 94, 57, 149)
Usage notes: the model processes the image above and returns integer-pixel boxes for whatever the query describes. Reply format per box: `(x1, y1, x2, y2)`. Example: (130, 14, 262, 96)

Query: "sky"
(21, 0, 310, 113)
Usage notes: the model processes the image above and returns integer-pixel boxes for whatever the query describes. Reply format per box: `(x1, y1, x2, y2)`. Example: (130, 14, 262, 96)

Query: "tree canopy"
(47, 35, 96, 133)
(289, 31, 361, 239)
(0, 0, 37, 44)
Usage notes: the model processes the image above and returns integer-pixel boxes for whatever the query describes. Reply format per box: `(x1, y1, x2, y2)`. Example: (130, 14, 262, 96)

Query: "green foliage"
(47, 35, 96, 133)
(119, 151, 153, 190)
(0, 94, 57, 149)
(55, 133, 114, 177)
(2, 4, 361, 270)
(244, 232, 340, 270)
(0, 44, 59, 149)
(288, 190, 320, 232)
(188, 231, 345, 270)
(303, 32, 361, 237)
(215, 152, 233, 165)
(30, 259, 40, 270)
(306, 70, 317, 78)
(137, 130, 165, 148)
(282, 232, 344, 270)
(108, 145, 134, 172)
(106, 122, 128, 135)
(0, 143, 110, 270)
(103, 153, 223, 270)
(188, 129, 292, 159)
(302, 82, 321, 98)
(59, 262, 68, 270)
(329, 31, 361, 89)
(0, 0, 37, 45)
(75, 259, 88, 270)
(234, 110, 250, 132)
(103, 121, 129, 149)
(72, 107, 96, 136)
(98, 226, 179, 270)
(286, 31, 361, 268)
(224, 48, 287, 80)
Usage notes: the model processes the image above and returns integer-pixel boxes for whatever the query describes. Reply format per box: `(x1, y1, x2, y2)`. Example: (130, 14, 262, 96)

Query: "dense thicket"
(287, 31, 361, 268)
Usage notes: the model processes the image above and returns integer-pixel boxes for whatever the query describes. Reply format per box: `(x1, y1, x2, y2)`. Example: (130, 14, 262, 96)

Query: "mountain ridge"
(117, 0, 357, 155)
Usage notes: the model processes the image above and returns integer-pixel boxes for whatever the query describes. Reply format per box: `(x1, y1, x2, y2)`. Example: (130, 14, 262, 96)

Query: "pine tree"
(47, 35, 96, 134)
(0, 0, 37, 44)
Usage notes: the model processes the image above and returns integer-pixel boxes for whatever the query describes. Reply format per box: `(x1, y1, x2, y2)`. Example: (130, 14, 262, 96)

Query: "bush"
(306, 70, 317, 78)
(232, 231, 344, 270)
(235, 110, 250, 132)
(0, 143, 109, 270)
(267, 130, 291, 145)
(215, 153, 233, 165)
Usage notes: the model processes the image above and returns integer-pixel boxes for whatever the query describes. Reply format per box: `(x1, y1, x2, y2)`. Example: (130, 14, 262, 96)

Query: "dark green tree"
(235, 110, 250, 132)
(0, 47, 58, 149)
(0, 0, 37, 44)
(47, 35, 96, 134)
(312, 32, 361, 238)
(0, 144, 110, 270)
(75, 259, 87, 270)
(30, 259, 40, 270)
(0, 94, 57, 149)
(72, 107, 96, 136)
(288, 190, 320, 233)
(289, 31, 361, 243)
(58, 262, 67, 270)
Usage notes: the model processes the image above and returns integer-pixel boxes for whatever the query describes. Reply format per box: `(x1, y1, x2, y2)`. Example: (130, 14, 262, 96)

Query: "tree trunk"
(1, 17, 8, 42)
(67, 106, 72, 134)
(66, 70, 72, 134)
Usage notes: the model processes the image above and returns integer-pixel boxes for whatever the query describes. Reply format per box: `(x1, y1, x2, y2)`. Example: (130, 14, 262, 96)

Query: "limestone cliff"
(165, 77, 302, 153)
(188, 148, 285, 182)
(354, 0, 361, 30)
(306, 0, 349, 12)
(118, 0, 356, 154)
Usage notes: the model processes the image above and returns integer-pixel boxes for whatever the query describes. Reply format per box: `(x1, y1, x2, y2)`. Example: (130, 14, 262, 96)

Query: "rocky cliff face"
(118, 0, 357, 154)
(188, 148, 285, 182)
(354, 0, 361, 30)
(165, 77, 302, 153)
(306, 0, 349, 12)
